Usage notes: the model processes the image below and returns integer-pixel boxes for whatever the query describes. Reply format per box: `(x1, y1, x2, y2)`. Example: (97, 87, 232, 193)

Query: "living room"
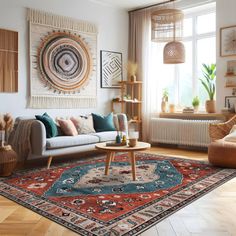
(0, 0, 236, 235)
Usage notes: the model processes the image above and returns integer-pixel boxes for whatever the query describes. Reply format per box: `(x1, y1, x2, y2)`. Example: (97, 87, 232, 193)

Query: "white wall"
(216, 0, 236, 111)
(0, 0, 128, 117)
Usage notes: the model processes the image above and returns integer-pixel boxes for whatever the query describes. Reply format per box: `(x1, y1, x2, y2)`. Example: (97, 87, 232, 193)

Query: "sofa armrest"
(113, 113, 128, 134)
(31, 120, 47, 155)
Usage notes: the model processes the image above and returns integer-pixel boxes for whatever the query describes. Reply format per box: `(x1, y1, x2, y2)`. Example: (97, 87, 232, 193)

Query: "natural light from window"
(150, 4, 216, 111)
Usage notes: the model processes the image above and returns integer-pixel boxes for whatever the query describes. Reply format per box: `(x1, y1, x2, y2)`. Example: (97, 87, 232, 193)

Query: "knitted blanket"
(9, 119, 35, 162)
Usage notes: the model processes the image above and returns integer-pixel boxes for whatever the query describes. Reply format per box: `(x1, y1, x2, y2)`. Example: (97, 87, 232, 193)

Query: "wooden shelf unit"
(111, 80, 143, 139)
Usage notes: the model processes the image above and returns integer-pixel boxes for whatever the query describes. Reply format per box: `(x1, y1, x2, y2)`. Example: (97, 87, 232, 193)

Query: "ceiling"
(89, 0, 164, 10)
(89, 0, 215, 11)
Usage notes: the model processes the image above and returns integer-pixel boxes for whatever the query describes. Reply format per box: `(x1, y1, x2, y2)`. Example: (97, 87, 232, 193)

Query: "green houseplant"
(192, 96, 200, 112)
(199, 63, 216, 113)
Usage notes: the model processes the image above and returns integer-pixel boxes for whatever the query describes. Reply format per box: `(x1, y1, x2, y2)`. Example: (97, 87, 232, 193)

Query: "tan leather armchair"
(208, 115, 236, 168)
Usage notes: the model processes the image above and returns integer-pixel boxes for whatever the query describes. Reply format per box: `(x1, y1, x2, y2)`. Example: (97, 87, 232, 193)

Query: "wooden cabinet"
(112, 81, 142, 139)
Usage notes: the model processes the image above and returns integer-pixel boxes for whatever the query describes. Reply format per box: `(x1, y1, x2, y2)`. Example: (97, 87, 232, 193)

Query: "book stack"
(182, 107, 194, 113)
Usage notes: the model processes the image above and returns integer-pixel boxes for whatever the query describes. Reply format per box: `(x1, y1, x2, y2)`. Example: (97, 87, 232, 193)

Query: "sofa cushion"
(92, 131, 117, 142)
(223, 129, 236, 143)
(71, 115, 95, 134)
(35, 113, 58, 138)
(92, 113, 116, 132)
(46, 135, 99, 150)
(57, 119, 78, 136)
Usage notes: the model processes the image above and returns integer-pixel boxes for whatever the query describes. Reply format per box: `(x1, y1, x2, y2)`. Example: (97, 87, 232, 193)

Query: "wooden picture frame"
(225, 96, 236, 112)
(100, 50, 122, 88)
(220, 25, 236, 57)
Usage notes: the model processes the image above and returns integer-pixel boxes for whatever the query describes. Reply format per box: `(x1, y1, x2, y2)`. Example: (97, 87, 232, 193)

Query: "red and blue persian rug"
(1, 152, 236, 236)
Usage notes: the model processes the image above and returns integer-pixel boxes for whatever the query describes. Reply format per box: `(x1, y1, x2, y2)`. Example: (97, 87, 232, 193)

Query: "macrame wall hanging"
(28, 8, 97, 108)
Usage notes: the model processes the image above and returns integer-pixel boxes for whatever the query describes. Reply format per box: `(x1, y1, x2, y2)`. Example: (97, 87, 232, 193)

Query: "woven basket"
(0, 145, 17, 177)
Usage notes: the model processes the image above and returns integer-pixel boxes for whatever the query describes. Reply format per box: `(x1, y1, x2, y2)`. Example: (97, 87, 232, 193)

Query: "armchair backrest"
(209, 115, 236, 141)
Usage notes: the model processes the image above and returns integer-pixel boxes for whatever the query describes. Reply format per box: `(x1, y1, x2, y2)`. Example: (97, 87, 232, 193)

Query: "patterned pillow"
(57, 119, 78, 136)
(70, 115, 95, 134)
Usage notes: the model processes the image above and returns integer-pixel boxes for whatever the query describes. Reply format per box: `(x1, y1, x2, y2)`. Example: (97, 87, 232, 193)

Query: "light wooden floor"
(1, 146, 236, 236)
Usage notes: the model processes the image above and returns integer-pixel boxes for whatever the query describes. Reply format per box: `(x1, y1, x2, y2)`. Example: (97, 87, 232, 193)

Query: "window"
(150, 4, 216, 110)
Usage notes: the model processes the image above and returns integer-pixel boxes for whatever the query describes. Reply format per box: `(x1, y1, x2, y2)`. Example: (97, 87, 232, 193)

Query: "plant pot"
(193, 106, 199, 113)
(205, 100, 216, 113)
(161, 101, 168, 113)
(169, 104, 175, 113)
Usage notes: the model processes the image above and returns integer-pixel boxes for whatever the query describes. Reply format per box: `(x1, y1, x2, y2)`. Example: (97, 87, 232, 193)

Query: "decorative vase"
(169, 104, 175, 113)
(0, 130, 5, 147)
(115, 132, 121, 144)
(130, 75, 136, 82)
(0, 145, 17, 177)
(193, 106, 199, 113)
(205, 100, 216, 113)
(161, 101, 168, 113)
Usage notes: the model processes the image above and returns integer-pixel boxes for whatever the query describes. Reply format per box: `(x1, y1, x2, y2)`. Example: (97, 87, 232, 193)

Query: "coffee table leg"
(105, 152, 113, 175)
(130, 151, 136, 181)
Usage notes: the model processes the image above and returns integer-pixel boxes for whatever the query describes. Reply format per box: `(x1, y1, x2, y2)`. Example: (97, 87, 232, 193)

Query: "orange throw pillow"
(57, 119, 78, 136)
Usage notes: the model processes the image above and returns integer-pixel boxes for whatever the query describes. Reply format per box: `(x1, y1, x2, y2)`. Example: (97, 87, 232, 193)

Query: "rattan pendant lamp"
(151, 0, 185, 64)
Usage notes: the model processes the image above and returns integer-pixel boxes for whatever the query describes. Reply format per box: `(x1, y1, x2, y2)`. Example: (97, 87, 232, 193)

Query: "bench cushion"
(46, 135, 99, 150)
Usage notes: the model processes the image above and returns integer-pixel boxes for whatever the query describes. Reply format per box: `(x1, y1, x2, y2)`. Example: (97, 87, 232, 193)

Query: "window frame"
(175, 6, 216, 107)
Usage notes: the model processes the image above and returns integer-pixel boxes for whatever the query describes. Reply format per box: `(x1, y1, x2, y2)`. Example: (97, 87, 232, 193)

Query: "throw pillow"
(92, 113, 116, 132)
(57, 119, 78, 136)
(70, 115, 95, 134)
(224, 125, 236, 143)
(35, 113, 58, 138)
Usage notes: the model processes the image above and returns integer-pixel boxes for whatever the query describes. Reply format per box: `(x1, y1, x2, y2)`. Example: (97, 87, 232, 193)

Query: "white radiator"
(150, 118, 221, 147)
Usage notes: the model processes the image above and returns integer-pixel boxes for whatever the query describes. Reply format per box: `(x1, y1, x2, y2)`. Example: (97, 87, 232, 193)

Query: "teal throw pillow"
(35, 113, 58, 138)
(92, 113, 116, 132)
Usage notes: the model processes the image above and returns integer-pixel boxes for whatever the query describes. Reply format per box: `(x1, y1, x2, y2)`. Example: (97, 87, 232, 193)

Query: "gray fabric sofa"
(17, 114, 128, 168)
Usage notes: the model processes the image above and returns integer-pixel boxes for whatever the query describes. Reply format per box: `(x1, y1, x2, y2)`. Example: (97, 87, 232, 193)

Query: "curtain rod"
(128, 0, 176, 13)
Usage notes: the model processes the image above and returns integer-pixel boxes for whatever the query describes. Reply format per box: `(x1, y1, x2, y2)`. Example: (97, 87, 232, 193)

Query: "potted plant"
(161, 88, 169, 112)
(0, 113, 14, 147)
(199, 63, 216, 113)
(192, 96, 200, 112)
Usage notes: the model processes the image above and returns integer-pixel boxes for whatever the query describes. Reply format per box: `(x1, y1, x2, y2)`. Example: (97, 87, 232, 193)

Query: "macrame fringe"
(27, 8, 97, 34)
(28, 96, 97, 109)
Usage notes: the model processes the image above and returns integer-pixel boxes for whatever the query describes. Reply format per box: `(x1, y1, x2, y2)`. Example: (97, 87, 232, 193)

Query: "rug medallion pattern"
(1, 153, 236, 236)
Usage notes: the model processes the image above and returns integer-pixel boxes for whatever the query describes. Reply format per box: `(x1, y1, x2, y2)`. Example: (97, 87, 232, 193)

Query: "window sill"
(159, 112, 235, 121)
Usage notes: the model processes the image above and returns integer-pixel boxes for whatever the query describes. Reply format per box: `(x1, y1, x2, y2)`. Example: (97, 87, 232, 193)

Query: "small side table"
(95, 142, 151, 181)
(0, 145, 17, 177)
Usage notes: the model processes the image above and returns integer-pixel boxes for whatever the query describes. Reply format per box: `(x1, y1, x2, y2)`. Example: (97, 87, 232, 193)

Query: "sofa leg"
(47, 156, 53, 169)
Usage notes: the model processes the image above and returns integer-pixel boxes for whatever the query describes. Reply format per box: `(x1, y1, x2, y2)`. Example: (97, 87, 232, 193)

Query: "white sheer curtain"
(129, 9, 159, 141)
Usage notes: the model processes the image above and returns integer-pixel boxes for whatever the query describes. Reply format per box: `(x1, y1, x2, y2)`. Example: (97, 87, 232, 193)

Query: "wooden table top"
(95, 141, 151, 152)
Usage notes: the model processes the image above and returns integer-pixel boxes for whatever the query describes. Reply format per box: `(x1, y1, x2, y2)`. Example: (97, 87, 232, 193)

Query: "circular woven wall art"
(38, 32, 92, 92)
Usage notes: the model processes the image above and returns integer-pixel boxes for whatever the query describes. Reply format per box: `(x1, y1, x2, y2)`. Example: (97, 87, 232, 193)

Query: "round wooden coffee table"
(95, 142, 151, 181)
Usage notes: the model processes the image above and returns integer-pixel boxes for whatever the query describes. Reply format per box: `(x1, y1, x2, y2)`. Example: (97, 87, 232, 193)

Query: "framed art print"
(225, 96, 236, 112)
(220, 25, 236, 57)
(100, 50, 122, 88)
